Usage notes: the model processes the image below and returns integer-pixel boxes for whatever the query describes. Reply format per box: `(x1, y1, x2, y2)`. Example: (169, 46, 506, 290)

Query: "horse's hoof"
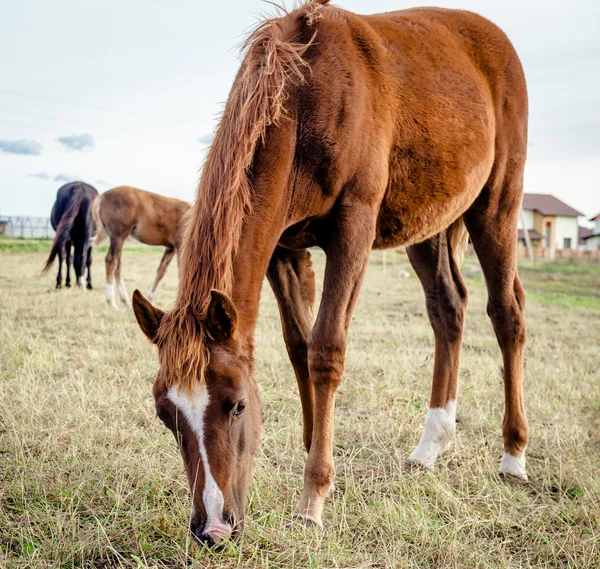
(287, 513, 322, 529)
(56, 283, 62, 289)
(65, 283, 71, 288)
(499, 471, 528, 484)
(87, 284, 93, 290)
(402, 457, 434, 472)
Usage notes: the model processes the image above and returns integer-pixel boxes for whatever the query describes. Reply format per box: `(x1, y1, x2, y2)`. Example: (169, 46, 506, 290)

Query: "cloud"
(57, 133, 95, 152)
(0, 139, 43, 156)
(29, 172, 51, 180)
(96, 180, 111, 187)
(54, 174, 78, 183)
(197, 133, 213, 145)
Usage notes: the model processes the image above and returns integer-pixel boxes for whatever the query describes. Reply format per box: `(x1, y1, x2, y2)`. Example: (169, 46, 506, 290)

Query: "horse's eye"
(234, 401, 246, 416)
(157, 407, 171, 428)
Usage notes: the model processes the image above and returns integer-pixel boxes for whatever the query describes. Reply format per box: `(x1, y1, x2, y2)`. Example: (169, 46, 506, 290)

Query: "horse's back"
(52, 182, 98, 230)
(305, 5, 527, 247)
(99, 186, 188, 247)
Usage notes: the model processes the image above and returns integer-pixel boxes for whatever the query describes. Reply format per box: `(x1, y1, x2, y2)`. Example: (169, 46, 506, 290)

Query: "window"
(563, 237, 572, 249)
(545, 222, 552, 248)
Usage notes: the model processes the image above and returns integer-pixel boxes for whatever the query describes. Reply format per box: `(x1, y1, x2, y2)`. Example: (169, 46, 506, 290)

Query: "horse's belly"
(373, 149, 494, 249)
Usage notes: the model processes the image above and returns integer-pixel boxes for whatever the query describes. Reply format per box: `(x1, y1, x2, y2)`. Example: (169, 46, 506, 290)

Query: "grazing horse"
(43, 182, 98, 289)
(92, 186, 189, 309)
(132, 0, 530, 546)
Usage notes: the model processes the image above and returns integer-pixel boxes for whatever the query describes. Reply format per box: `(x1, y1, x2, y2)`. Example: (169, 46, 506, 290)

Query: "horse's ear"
(132, 289, 165, 344)
(206, 290, 238, 341)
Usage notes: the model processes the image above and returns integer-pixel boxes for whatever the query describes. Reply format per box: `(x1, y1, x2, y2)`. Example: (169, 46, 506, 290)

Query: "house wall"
(554, 216, 579, 249)
(519, 209, 534, 230)
(585, 235, 600, 251)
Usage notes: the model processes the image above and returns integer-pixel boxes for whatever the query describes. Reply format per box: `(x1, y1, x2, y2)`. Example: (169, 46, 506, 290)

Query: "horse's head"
(132, 290, 261, 547)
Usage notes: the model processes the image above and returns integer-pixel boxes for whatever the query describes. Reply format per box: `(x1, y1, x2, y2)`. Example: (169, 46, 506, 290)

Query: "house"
(518, 193, 583, 250)
(581, 214, 600, 250)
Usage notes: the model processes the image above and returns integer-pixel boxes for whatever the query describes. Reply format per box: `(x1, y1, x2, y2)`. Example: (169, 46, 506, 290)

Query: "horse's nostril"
(189, 519, 202, 538)
(199, 533, 216, 547)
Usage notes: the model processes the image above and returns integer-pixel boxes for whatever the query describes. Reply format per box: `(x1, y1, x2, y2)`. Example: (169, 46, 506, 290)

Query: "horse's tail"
(448, 216, 469, 268)
(91, 195, 107, 246)
(42, 188, 84, 274)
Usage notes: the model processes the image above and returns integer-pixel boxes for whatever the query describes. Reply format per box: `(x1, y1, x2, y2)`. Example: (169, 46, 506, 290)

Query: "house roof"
(518, 228, 543, 240)
(579, 226, 593, 243)
(591, 213, 600, 221)
(522, 193, 583, 217)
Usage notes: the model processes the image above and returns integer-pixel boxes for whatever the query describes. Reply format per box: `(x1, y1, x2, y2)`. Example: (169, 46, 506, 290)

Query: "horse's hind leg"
(56, 246, 64, 288)
(105, 236, 123, 309)
(65, 240, 72, 287)
(86, 246, 93, 290)
(147, 247, 175, 303)
(267, 247, 316, 452)
(464, 163, 529, 480)
(115, 247, 130, 306)
(405, 223, 468, 470)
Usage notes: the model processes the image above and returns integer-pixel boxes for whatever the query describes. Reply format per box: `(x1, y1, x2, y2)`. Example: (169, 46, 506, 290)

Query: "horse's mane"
(157, 0, 330, 392)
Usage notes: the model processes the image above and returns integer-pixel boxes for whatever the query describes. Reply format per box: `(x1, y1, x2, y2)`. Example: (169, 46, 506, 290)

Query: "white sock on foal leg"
(407, 400, 456, 469)
(118, 279, 130, 305)
(105, 283, 118, 310)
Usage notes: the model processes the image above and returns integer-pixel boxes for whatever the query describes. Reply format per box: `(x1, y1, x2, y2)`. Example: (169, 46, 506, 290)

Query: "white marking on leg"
(147, 275, 159, 303)
(118, 279, 130, 304)
(77, 276, 83, 287)
(168, 385, 232, 541)
(105, 283, 118, 309)
(499, 452, 527, 480)
(408, 399, 456, 469)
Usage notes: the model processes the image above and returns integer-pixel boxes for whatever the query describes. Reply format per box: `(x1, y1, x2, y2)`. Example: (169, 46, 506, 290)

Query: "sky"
(1, 0, 599, 222)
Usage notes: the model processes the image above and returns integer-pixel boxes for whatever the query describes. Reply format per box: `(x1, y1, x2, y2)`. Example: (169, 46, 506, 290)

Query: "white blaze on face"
(167, 385, 231, 539)
(408, 399, 456, 469)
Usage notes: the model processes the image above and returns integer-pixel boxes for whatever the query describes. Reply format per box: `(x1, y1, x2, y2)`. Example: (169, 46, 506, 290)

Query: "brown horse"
(133, 0, 529, 546)
(93, 186, 189, 309)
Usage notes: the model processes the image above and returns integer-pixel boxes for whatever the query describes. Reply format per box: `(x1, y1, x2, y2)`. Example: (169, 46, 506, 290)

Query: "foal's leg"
(115, 251, 130, 306)
(56, 246, 64, 288)
(294, 201, 376, 526)
(267, 247, 316, 451)
(147, 247, 175, 303)
(65, 240, 72, 287)
(464, 176, 529, 480)
(405, 229, 468, 469)
(86, 246, 93, 290)
(105, 236, 123, 309)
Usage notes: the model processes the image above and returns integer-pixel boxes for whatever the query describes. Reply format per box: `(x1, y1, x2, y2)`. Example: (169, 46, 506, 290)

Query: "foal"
(44, 182, 98, 289)
(92, 186, 189, 309)
(133, 1, 529, 545)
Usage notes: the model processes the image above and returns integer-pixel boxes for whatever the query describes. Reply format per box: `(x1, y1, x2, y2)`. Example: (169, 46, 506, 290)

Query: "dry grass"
(1, 241, 599, 568)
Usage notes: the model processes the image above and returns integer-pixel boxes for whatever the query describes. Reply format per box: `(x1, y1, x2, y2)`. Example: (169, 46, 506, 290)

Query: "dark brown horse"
(43, 182, 99, 289)
(93, 186, 189, 309)
(133, 0, 529, 546)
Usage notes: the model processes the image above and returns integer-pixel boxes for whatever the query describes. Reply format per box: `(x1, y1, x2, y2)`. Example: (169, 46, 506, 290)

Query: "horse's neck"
(230, 198, 284, 343)
(229, 127, 296, 342)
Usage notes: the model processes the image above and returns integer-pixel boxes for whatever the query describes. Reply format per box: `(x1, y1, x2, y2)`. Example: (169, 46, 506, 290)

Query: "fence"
(465, 244, 600, 262)
(0, 216, 55, 239)
(523, 246, 600, 261)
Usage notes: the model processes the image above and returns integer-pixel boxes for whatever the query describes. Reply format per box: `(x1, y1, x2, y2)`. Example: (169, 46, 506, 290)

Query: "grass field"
(1, 240, 599, 568)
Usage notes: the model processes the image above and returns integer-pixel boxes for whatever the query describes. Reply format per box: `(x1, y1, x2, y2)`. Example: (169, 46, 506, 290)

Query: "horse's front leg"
(294, 200, 376, 527)
(267, 247, 316, 452)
